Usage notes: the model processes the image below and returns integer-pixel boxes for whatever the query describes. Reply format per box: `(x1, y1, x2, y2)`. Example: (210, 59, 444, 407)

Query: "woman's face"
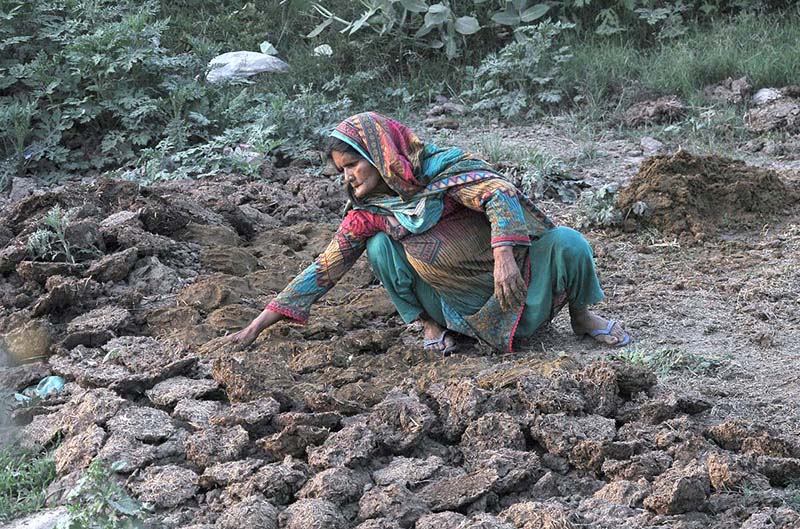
(331, 150, 389, 199)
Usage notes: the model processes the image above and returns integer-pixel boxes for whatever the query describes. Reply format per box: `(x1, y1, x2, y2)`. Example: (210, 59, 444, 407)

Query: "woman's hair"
(325, 136, 361, 161)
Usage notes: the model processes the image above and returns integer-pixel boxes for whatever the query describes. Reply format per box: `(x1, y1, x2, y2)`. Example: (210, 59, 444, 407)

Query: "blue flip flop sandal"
(424, 329, 459, 357)
(587, 319, 631, 347)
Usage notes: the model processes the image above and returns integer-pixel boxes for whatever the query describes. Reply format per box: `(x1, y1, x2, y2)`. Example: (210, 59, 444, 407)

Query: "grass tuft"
(0, 446, 57, 522)
(609, 345, 721, 378)
(563, 9, 800, 105)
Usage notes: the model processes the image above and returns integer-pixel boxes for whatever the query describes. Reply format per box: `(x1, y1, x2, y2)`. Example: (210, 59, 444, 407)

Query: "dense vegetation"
(1, 0, 798, 187)
(0, 445, 56, 522)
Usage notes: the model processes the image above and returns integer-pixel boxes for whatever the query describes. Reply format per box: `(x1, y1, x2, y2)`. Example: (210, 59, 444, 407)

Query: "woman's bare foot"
(420, 316, 457, 353)
(569, 306, 630, 346)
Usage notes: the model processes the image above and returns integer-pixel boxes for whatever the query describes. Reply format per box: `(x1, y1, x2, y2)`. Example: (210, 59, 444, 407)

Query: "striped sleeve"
(267, 210, 386, 323)
(447, 178, 531, 247)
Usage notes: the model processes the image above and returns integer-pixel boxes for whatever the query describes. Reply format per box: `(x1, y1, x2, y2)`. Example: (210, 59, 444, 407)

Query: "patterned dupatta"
(332, 112, 503, 233)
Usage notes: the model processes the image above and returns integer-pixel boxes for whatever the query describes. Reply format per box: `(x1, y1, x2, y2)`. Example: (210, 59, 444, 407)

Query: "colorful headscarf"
(331, 112, 502, 233)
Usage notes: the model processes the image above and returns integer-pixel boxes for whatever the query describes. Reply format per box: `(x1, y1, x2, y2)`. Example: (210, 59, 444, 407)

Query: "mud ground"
(1, 108, 799, 529)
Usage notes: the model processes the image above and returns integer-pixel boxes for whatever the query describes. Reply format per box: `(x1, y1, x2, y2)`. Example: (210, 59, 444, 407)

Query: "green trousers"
(365, 226, 604, 338)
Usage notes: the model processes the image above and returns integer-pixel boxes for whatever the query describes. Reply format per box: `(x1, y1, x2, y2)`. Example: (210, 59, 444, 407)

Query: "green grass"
(0, 446, 57, 522)
(563, 9, 800, 105)
(609, 346, 721, 378)
(60, 459, 150, 529)
(473, 134, 517, 165)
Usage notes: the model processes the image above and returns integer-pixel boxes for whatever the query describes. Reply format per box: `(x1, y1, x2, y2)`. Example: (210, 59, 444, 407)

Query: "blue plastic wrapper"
(14, 375, 66, 402)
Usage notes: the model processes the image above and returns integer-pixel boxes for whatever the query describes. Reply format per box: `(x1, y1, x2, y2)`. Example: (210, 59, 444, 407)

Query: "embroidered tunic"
(267, 176, 554, 350)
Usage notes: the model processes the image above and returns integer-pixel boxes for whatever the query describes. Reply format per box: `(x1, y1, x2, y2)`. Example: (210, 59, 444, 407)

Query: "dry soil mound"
(617, 150, 795, 240)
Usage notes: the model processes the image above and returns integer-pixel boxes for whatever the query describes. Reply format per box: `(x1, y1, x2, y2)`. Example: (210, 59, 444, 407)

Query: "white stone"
(640, 136, 666, 157)
(752, 88, 782, 106)
(0, 507, 69, 529)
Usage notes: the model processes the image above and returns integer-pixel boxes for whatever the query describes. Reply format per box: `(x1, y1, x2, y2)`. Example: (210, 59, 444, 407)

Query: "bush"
(574, 184, 625, 229)
(128, 86, 352, 182)
(3, 0, 798, 188)
(26, 205, 80, 264)
(0, 0, 213, 180)
(57, 460, 149, 529)
(0, 0, 362, 184)
(462, 21, 574, 119)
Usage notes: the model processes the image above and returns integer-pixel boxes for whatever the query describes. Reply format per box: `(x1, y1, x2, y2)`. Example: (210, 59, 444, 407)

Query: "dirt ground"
(1, 109, 799, 529)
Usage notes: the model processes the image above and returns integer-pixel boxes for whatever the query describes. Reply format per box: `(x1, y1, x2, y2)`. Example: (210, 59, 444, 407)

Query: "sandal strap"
(423, 330, 447, 348)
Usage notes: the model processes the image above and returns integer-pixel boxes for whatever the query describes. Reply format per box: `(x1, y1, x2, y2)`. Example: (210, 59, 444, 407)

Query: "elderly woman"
(228, 112, 629, 353)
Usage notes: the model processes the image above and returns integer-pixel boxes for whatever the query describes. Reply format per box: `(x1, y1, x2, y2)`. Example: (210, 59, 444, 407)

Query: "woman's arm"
(448, 179, 530, 311)
(447, 178, 531, 247)
(493, 245, 527, 312)
(225, 210, 385, 348)
(226, 308, 284, 349)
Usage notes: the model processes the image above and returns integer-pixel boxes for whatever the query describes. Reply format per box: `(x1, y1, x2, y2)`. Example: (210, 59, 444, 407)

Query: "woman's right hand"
(224, 308, 284, 350)
(225, 324, 262, 350)
(493, 245, 526, 312)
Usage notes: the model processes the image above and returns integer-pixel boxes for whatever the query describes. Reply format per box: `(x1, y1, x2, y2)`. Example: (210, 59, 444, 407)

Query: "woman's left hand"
(493, 246, 526, 312)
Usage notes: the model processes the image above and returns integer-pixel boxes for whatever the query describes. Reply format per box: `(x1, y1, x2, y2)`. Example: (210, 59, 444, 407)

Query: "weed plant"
(575, 184, 625, 230)
(471, 134, 575, 202)
(610, 345, 720, 378)
(463, 22, 574, 119)
(0, 446, 57, 522)
(474, 134, 517, 165)
(24, 205, 105, 264)
(57, 460, 149, 529)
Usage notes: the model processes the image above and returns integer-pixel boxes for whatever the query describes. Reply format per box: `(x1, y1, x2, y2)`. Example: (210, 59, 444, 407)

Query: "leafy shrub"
(462, 22, 574, 118)
(310, 0, 493, 59)
(471, 135, 578, 203)
(517, 150, 581, 203)
(26, 205, 103, 263)
(574, 184, 624, 229)
(26, 205, 75, 263)
(0, 0, 213, 180)
(57, 460, 149, 529)
(129, 86, 352, 182)
(0, 0, 359, 184)
(0, 446, 57, 522)
(309, 0, 781, 62)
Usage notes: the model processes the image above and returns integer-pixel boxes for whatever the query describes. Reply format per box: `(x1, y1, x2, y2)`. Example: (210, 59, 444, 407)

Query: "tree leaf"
(491, 9, 521, 26)
(415, 23, 435, 38)
(454, 16, 480, 34)
(399, 0, 428, 13)
(348, 9, 373, 35)
(306, 18, 332, 38)
(107, 496, 141, 516)
(520, 4, 550, 22)
(425, 3, 450, 25)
